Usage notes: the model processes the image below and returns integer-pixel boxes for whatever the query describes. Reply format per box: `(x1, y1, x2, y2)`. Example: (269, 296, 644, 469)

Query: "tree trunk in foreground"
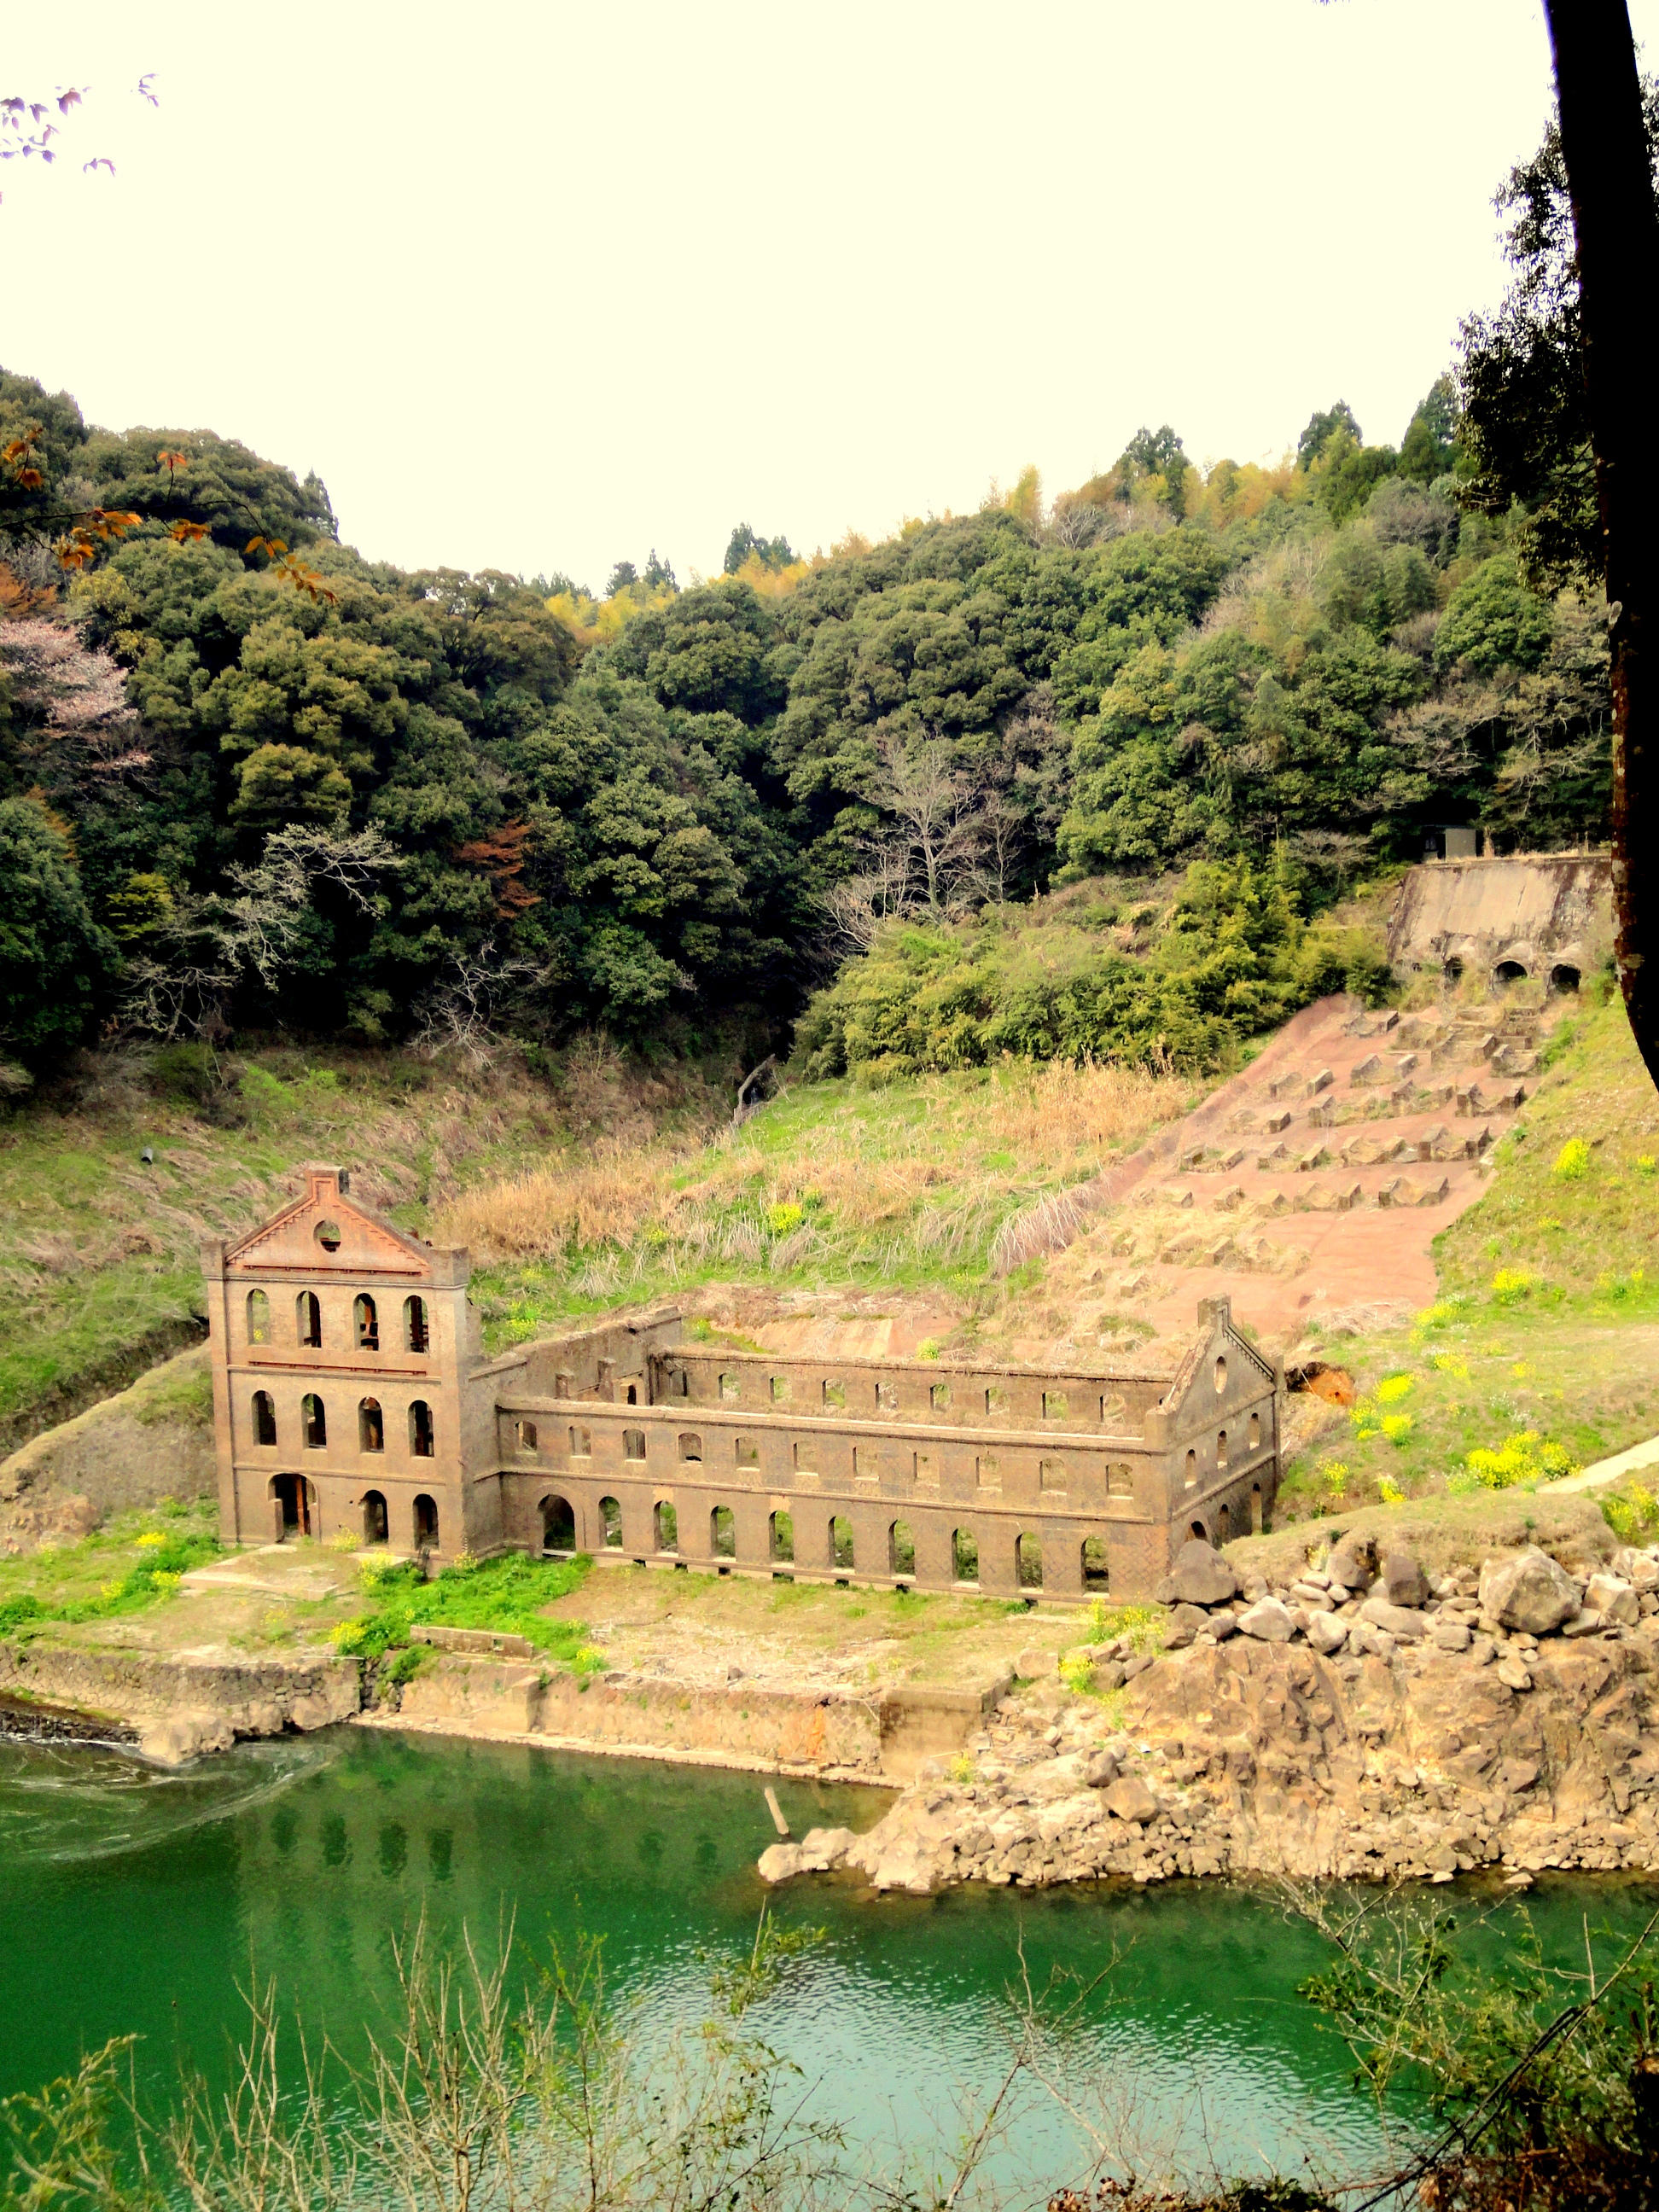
(1543, 0, 1659, 1088)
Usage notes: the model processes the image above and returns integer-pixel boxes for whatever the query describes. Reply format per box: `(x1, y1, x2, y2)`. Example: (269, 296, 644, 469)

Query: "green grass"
(0, 1497, 220, 1639)
(330, 1551, 600, 1674)
(1279, 981, 1659, 1521)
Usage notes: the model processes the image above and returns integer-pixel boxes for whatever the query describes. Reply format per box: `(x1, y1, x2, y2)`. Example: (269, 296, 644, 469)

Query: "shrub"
(1374, 1373, 1414, 1404)
(1551, 1138, 1590, 1181)
(1449, 1429, 1576, 1493)
(1377, 1476, 1405, 1504)
(1604, 1481, 1659, 1545)
(765, 1201, 805, 1237)
(1489, 1268, 1534, 1306)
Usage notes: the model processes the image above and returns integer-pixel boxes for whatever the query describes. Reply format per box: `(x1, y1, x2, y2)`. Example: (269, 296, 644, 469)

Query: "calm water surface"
(3, 1726, 1653, 2196)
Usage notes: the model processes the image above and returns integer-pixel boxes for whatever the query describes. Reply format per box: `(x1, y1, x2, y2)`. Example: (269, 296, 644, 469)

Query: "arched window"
(654, 1499, 678, 1552)
(626, 1382, 637, 1404)
(252, 1390, 276, 1447)
(541, 1494, 576, 1553)
(247, 1290, 271, 1346)
(361, 1488, 388, 1544)
(769, 1509, 794, 1563)
(1249, 1412, 1261, 1449)
(1217, 1429, 1229, 1470)
(888, 1519, 915, 1577)
(711, 1505, 736, 1559)
(1190, 1518, 1208, 1541)
(1214, 1355, 1227, 1394)
(1217, 1503, 1231, 1540)
(405, 1295, 429, 1353)
(297, 1292, 322, 1348)
(1082, 1536, 1109, 1590)
(830, 1515, 854, 1572)
(1251, 1482, 1264, 1534)
(1018, 1533, 1043, 1589)
(358, 1398, 384, 1452)
(952, 1527, 979, 1584)
(301, 1394, 326, 1449)
(598, 1496, 622, 1548)
(678, 1432, 702, 1463)
(354, 1295, 379, 1352)
(1184, 1448, 1198, 1487)
(409, 1400, 434, 1458)
(413, 1493, 439, 1549)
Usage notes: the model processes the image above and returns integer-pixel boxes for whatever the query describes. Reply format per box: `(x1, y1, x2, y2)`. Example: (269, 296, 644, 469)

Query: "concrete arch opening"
(353, 1294, 379, 1351)
(271, 1472, 312, 1537)
(1082, 1536, 1110, 1590)
(1017, 1533, 1043, 1589)
(1190, 1517, 1208, 1541)
(361, 1488, 388, 1544)
(404, 1295, 429, 1352)
(769, 1509, 795, 1563)
(598, 1496, 622, 1548)
(358, 1397, 384, 1452)
(830, 1515, 854, 1573)
(297, 1291, 322, 1348)
(301, 1393, 326, 1449)
(711, 1505, 736, 1560)
(252, 1390, 276, 1447)
(654, 1499, 678, 1553)
(952, 1527, 979, 1584)
(247, 1289, 270, 1344)
(409, 1400, 434, 1458)
(1550, 962, 1581, 995)
(888, 1518, 916, 1577)
(1217, 1502, 1231, 1540)
(413, 1493, 439, 1550)
(541, 1493, 576, 1554)
(1493, 959, 1528, 987)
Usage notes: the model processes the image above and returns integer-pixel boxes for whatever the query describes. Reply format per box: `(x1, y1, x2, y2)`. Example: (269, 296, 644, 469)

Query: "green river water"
(3, 1724, 1654, 2198)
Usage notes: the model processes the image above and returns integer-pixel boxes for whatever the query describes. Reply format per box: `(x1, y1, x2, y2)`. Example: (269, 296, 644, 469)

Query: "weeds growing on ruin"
(331, 1551, 599, 1674)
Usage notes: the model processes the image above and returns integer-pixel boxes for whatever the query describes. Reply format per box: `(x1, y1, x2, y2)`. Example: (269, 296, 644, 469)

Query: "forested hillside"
(0, 225, 1615, 1090)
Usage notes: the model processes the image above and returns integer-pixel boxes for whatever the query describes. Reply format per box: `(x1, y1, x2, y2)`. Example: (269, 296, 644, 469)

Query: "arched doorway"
(1017, 1533, 1043, 1589)
(361, 1489, 388, 1544)
(888, 1519, 915, 1577)
(1082, 1536, 1109, 1590)
(413, 1493, 439, 1550)
(541, 1494, 577, 1553)
(271, 1473, 312, 1538)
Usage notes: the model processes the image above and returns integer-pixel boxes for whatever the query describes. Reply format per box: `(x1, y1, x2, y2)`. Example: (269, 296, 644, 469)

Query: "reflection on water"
(2, 1726, 1654, 2197)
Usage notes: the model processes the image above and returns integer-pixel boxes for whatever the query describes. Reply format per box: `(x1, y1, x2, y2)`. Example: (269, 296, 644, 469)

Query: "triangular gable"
(224, 1166, 433, 1279)
(1156, 1297, 1277, 1420)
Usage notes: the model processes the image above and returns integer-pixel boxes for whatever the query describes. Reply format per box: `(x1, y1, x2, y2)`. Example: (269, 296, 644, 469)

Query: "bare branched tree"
(410, 942, 547, 1066)
(864, 731, 987, 915)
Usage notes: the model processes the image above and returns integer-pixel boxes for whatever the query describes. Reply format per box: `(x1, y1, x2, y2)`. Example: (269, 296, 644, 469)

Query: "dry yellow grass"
(443, 1058, 1190, 1294)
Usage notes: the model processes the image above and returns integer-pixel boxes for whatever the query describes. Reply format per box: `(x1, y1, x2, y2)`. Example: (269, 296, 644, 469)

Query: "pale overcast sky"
(5, 3, 1651, 590)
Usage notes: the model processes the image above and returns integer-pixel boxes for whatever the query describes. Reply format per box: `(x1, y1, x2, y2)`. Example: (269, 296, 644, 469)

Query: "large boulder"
(1326, 1534, 1376, 1592)
(139, 1710, 236, 1767)
(1359, 1596, 1428, 1641)
(1101, 1774, 1159, 1824)
(1236, 1598, 1297, 1643)
(1380, 1551, 1429, 1608)
(1585, 1573, 1639, 1627)
(1161, 1603, 1211, 1649)
(1155, 1540, 1241, 1607)
(1478, 1546, 1581, 1635)
(1307, 1610, 1349, 1656)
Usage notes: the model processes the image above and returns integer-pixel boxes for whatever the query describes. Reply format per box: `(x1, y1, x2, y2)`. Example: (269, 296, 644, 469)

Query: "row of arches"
(270, 1476, 439, 1550)
(1440, 955, 1579, 993)
(252, 1390, 434, 1457)
(247, 1290, 430, 1354)
(1184, 1418, 1261, 1486)
(534, 1493, 1117, 1590)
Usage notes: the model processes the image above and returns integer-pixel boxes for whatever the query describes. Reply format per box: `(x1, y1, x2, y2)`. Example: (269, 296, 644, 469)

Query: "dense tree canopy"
(0, 325, 1617, 1074)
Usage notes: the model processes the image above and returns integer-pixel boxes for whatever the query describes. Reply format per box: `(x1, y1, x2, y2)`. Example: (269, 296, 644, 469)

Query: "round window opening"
(314, 1219, 343, 1253)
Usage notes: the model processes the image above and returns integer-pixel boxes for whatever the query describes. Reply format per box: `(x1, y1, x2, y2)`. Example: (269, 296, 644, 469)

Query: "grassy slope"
(447, 1057, 1196, 1353)
(0, 1039, 723, 1452)
(1277, 980, 1659, 1521)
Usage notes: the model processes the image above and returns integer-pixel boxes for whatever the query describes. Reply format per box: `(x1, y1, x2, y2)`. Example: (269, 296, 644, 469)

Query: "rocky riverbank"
(760, 1532, 1659, 1891)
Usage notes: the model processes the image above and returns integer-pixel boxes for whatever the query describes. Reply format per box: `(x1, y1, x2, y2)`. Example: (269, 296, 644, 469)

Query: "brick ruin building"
(204, 1167, 1283, 1602)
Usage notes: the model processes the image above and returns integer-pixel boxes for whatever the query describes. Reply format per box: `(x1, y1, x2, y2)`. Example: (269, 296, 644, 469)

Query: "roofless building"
(203, 1167, 1281, 1600)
